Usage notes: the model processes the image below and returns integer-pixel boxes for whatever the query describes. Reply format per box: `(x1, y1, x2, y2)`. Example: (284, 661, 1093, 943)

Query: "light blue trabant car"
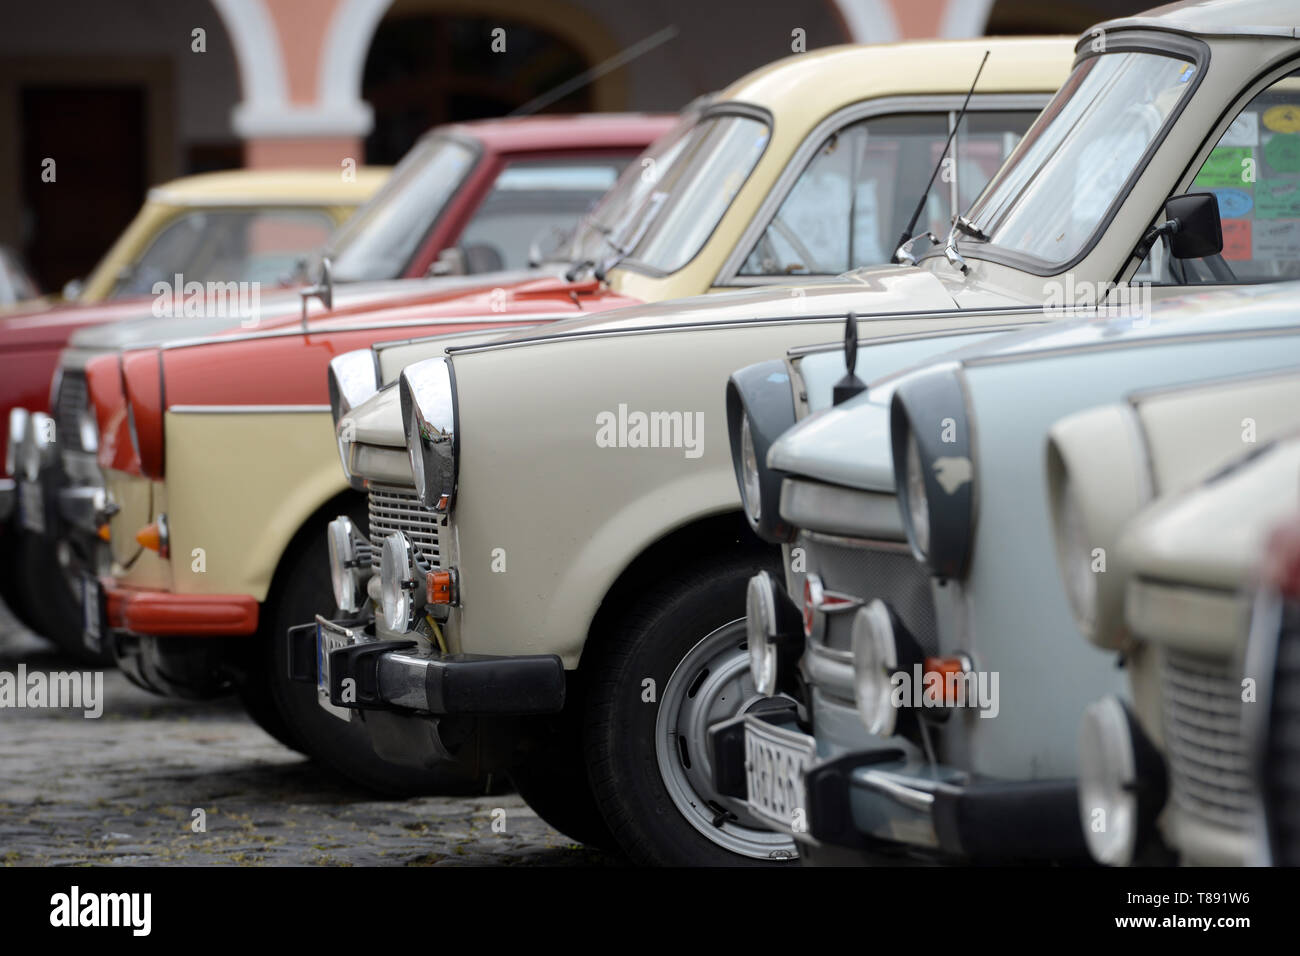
(713, 282, 1300, 865)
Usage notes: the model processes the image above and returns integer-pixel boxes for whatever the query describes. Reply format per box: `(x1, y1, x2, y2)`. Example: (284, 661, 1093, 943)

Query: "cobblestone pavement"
(0, 600, 618, 867)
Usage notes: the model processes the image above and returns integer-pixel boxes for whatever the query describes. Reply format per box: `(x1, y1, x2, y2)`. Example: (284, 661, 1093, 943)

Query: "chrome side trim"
(167, 404, 330, 414)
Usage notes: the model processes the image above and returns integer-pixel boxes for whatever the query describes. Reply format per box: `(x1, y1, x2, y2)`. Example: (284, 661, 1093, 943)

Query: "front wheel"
(583, 555, 797, 865)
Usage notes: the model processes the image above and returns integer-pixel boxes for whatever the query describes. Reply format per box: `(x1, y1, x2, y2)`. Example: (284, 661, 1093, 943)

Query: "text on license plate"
(744, 724, 814, 831)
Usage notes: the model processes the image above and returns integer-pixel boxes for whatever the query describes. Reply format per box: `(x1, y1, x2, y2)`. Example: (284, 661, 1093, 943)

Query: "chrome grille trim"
(1161, 649, 1252, 832)
(367, 483, 439, 569)
(55, 371, 88, 454)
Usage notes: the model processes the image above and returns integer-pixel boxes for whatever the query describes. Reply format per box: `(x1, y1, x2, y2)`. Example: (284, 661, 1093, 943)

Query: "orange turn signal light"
(426, 569, 458, 606)
(135, 520, 169, 557)
(923, 655, 972, 706)
(97, 523, 111, 542)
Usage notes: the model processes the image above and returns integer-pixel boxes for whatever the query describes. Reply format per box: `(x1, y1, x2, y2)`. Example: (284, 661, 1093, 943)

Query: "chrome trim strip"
(157, 312, 571, 352)
(860, 768, 938, 811)
(780, 478, 906, 541)
(784, 318, 1067, 358)
(963, 325, 1300, 369)
(167, 404, 330, 414)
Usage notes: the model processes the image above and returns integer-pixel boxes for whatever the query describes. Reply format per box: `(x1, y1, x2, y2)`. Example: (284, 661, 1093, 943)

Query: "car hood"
(474, 264, 959, 343)
(769, 281, 1300, 494)
(64, 270, 541, 352)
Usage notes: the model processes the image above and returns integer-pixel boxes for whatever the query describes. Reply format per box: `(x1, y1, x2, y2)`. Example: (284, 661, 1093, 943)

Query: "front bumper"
(288, 614, 566, 716)
(103, 579, 259, 637)
(710, 711, 1088, 863)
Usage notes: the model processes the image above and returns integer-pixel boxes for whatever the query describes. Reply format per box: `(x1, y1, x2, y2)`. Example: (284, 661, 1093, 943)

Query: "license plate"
(18, 480, 43, 533)
(81, 575, 102, 654)
(316, 619, 354, 721)
(744, 717, 815, 831)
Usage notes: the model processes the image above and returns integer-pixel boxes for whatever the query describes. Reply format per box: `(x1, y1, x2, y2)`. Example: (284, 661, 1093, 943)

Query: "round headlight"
(739, 415, 762, 524)
(6, 408, 28, 477)
(1077, 696, 1138, 866)
(379, 532, 415, 632)
(904, 432, 930, 558)
(746, 571, 778, 696)
(851, 600, 898, 737)
(327, 516, 366, 614)
(1057, 477, 1097, 634)
(77, 403, 98, 453)
(400, 359, 457, 513)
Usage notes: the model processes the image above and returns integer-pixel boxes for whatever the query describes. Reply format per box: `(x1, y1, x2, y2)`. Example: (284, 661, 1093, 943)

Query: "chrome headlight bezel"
(746, 571, 779, 696)
(379, 531, 418, 632)
(76, 401, 98, 453)
(6, 407, 28, 478)
(890, 366, 976, 579)
(328, 349, 381, 491)
(327, 516, 370, 614)
(400, 357, 458, 513)
(739, 414, 761, 524)
(725, 361, 796, 544)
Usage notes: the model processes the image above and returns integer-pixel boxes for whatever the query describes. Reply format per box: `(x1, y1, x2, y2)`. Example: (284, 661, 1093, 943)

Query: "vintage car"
(1048, 368, 1300, 864)
(9, 114, 670, 656)
(721, 282, 1300, 865)
(81, 38, 1072, 797)
(1244, 508, 1300, 866)
(0, 166, 386, 521)
(309, 2, 1300, 865)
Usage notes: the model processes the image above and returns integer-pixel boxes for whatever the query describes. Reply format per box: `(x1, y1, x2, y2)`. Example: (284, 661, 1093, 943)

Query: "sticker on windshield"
(1263, 104, 1300, 134)
(1177, 64, 1195, 84)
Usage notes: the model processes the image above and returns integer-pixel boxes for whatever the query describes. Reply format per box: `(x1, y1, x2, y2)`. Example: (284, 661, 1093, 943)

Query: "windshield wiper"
(593, 191, 667, 282)
(891, 50, 990, 266)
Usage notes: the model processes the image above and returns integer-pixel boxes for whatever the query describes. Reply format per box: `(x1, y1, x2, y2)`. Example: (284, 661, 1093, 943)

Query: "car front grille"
(805, 536, 938, 656)
(1161, 648, 1253, 833)
(367, 483, 440, 569)
(1263, 601, 1300, 865)
(55, 370, 89, 453)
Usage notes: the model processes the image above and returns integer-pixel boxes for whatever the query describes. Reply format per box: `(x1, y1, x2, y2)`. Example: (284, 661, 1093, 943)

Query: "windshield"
(328, 134, 477, 281)
(964, 50, 1197, 268)
(546, 115, 699, 267)
(624, 113, 771, 274)
(110, 208, 336, 297)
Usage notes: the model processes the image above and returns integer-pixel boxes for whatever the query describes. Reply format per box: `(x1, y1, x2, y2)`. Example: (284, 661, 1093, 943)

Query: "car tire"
(247, 521, 487, 797)
(583, 552, 799, 866)
(509, 691, 619, 851)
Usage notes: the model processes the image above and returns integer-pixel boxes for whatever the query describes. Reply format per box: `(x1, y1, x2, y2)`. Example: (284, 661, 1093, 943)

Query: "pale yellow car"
(70, 168, 388, 303)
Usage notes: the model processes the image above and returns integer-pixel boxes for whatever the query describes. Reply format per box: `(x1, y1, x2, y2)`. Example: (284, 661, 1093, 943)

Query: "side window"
(111, 208, 335, 298)
(739, 110, 1034, 277)
(1147, 68, 1300, 284)
(457, 159, 625, 272)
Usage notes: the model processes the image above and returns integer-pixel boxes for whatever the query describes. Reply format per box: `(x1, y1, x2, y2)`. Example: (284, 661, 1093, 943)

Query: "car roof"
(146, 167, 390, 206)
(717, 36, 1074, 118)
(1090, 0, 1299, 42)
(439, 113, 678, 153)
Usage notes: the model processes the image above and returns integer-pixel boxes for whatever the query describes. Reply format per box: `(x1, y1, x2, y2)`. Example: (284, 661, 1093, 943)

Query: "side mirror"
(1163, 192, 1223, 260)
(429, 247, 466, 277)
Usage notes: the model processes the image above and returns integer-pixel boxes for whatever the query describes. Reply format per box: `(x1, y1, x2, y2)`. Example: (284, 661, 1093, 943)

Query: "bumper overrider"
(707, 566, 1089, 863)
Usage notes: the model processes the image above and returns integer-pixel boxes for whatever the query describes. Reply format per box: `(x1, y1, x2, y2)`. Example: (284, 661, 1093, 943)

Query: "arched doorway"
(362, 1, 624, 164)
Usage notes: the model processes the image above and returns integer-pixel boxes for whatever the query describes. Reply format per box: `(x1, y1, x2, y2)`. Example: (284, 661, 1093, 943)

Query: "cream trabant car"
(1049, 369, 1300, 865)
(312, 2, 1300, 865)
